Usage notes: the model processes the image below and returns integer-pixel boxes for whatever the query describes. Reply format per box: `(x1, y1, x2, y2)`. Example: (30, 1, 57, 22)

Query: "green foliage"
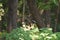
(0, 31, 7, 39)
(52, 0, 58, 6)
(0, 3, 5, 23)
(27, 27, 40, 40)
(55, 32, 60, 40)
(5, 27, 60, 40)
(0, 0, 60, 40)
(6, 27, 31, 40)
(37, 0, 58, 10)
(39, 28, 53, 33)
(37, 2, 51, 10)
(39, 28, 57, 40)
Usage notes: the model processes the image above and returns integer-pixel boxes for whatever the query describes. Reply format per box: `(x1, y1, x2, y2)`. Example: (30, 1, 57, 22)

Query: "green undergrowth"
(1, 27, 60, 40)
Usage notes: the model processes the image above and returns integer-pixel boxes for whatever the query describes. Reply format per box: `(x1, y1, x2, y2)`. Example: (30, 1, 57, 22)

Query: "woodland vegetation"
(0, 0, 60, 40)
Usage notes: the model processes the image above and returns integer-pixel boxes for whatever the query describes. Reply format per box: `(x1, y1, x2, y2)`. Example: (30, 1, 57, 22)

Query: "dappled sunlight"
(0, 0, 60, 40)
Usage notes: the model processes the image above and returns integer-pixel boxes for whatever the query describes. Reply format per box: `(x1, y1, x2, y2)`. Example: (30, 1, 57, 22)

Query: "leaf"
(53, 0, 58, 6)
(0, 3, 2, 7)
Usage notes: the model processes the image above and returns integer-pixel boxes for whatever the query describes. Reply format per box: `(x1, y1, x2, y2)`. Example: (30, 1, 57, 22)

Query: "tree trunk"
(43, 0, 51, 28)
(7, 0, 18, 33)
(44, 10, 51, 28)
(27, 0, 45, 29)
(58, 0, 60, 23)
(55, 0, 60, 32)
(0, 21, 2, 32)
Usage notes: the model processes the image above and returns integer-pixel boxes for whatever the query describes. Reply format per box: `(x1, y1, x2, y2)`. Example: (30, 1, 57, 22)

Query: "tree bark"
(27, 0, 45, 29)
(44, 10, 51, 28)
(7, 0, 18, 32)
(43, 0, 51, 28)
(58, 0, 60, 23)
(54, 0, 60, 32)
(0, 21, 2, 32)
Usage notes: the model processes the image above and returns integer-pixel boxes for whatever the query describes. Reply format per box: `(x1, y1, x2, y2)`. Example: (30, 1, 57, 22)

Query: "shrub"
(6, 27, 31, 40)
(38, 28, 57, 40)
(0, 32, 6, 40)
(55, 32, 60, 40)
(6, 27, 60, 40)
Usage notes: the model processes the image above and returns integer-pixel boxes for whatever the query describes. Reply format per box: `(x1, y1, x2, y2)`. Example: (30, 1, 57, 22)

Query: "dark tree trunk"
(44, 10, 51, 28)
(0, 21, 2, 32)
(55, 0, 60, 32)
(53, 6, 58, 32)
(43, 0, 51, 28)
(27, 0, 45, 29)
(58, 0, 60, 23)
(7, 0, 18, 33)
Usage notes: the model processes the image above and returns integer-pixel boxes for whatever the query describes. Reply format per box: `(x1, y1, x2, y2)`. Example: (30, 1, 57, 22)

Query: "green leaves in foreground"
(6, 28, 31, 40)
(6, 27, 60, 40)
